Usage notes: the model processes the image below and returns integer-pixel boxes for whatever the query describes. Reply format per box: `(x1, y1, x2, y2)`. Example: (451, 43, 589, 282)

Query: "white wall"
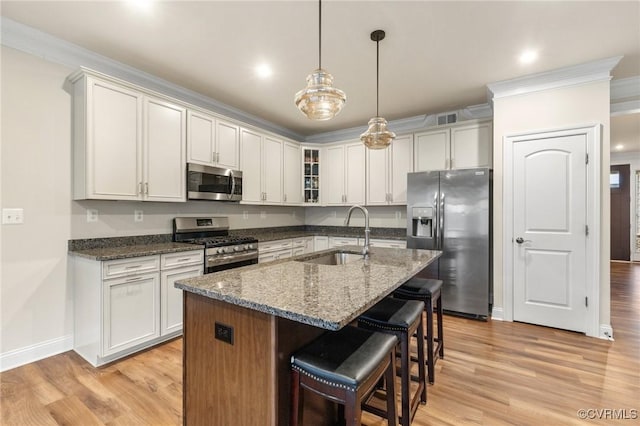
(492, 80, 611, 330)
(611, 150, 640, 261)
(1, 47, 75, 366)
(0, 46, 305, 370)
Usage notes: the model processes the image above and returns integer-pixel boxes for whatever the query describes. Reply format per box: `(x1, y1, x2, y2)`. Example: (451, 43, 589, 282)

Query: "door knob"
(515, 237, 531, 244)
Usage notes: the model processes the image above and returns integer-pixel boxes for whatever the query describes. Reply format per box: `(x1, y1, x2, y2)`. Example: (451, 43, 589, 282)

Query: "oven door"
(187, 163, 242, 201)
(205, 251, 258, 274)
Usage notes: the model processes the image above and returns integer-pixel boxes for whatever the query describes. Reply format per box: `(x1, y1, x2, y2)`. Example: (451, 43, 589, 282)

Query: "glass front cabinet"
(303, 147, 320, 204)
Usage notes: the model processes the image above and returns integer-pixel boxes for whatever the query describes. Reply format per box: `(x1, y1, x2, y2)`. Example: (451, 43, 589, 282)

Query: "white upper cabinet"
(240, 128, 283, 204)
(187, 111, 240, 170)
(144, 96, 186, 202)
(283, 141, 303, 205)
(323, 141, 365, 206)
(366, 134, 413, 205)
(71, 72, 186, 202)
(414, 121, 492, 171)
(450, 122, 492, 169)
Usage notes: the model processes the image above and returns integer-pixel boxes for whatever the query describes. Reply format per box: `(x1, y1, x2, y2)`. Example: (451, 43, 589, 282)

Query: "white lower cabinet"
(73, 249, 203, 367)
(258, 239, 293, 263)
(103, 271, 160, 357)
(313, 236, 329, 251)
(368, 238, 407, 248)
(329, 236, 359, 248)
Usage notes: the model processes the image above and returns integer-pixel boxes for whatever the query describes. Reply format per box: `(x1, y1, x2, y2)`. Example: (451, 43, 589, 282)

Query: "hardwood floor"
(2, 262, 638, 425)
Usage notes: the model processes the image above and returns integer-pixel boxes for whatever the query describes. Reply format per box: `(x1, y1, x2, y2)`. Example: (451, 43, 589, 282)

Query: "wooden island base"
(183, 292, 335, 426)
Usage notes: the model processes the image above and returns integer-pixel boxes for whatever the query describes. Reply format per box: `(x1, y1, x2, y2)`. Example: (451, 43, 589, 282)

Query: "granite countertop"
(175, 246, 440, 330)
(230, 226, 406, 243)
(69, 242, 204, 261)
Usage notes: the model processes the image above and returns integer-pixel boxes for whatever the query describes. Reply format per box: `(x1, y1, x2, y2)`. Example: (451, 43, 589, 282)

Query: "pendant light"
(360, 30, 395, 149)
(294, 0, 346, 120)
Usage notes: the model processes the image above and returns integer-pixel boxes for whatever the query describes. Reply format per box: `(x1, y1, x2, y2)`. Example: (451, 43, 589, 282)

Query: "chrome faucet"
(344, 205, 370, 257)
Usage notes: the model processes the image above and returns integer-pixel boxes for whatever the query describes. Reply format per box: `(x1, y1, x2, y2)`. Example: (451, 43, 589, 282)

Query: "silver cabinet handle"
(284, 194, 287, 202)
(138, 182, 143, 195)
(125, 276, 143, 282)
(144, 182, 149, 195)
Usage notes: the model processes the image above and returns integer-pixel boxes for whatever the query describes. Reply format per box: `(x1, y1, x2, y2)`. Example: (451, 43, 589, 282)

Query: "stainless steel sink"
(298, 251, 363, 265)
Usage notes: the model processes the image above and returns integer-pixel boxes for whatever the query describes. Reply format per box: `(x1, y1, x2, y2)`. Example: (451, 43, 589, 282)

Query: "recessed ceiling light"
(615, 144, 624, 150)
(255, 64, 273, 79)
(128, 0, 153, 13)
(519, 50, 538, 64)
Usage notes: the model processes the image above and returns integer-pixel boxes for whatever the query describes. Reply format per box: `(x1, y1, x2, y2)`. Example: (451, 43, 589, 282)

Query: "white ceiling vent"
(437, 112, 458, 125)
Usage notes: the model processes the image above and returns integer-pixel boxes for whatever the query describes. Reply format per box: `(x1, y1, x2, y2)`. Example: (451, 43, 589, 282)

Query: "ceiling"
(2, 1, 640, 146)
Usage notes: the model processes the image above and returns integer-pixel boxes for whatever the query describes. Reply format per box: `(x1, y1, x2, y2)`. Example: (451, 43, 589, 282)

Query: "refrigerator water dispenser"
(411, 207, 434, 238)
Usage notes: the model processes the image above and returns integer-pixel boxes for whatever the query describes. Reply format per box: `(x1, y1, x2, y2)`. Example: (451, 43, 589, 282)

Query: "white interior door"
(512, 133, 588, 332)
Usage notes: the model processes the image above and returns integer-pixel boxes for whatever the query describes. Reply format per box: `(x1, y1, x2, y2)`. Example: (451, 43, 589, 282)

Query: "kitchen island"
(176, 246, 440, 426)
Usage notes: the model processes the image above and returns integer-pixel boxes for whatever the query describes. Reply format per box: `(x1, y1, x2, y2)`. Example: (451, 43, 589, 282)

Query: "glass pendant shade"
(360, 116, 396, 149)
(295, 68, 346, 120)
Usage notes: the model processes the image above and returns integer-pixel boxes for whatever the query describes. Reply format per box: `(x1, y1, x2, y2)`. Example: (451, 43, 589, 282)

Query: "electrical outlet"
(260, 211, 266, 219)
(134, 210, 144, 222)
(2, 208, 24, 224)
(243, 211, 249, 220)
(214, 322, 234, 345)
(87, 209, 98, 223)
(395, 211, 402, 220)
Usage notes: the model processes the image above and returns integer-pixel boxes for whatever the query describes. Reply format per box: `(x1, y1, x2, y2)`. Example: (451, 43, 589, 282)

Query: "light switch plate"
(134, 210, 144, 222)
(2, 208, 24, 224)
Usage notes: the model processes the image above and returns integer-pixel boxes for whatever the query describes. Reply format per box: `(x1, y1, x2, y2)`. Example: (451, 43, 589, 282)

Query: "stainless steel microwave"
(187, 163, 242, 201)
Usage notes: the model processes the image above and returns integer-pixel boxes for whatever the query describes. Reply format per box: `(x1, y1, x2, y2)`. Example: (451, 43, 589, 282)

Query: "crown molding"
(611, 76, 640, 101)
(487, 56, 623, 102)
(611, 100, 640, 117)
(0, 17, 304, 141)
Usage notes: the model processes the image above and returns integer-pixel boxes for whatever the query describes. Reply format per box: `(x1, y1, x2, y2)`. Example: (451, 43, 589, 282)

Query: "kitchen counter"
(69, 242, 203, 261)
(180, 246, 440, 425)
(176, 245, 439, 330)
(230, 225, 406, 243)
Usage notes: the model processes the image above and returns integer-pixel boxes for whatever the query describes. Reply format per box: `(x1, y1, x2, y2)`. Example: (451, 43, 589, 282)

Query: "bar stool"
(357, 297, 426, 426)
(290, 325, 398, 426)
(393, 278, 444, 384)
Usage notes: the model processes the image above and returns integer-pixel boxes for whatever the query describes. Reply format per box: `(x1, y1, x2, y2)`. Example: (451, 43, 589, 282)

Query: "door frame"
(503, 124, 601, 337)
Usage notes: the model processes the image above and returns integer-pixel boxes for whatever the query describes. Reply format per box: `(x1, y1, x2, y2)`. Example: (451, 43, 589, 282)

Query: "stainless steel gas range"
(173, 217, 258, 274)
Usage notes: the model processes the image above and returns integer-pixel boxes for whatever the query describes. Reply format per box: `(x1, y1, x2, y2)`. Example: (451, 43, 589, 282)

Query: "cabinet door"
(314, 236, 329, 251)
(366, 147, 389, 206)
(324, 145, 345, 205)
(345, 142, 365, 205)
(303, 237, 314, 253)
(450, 122, 493, 169)
(283, 142, 302, 204)
(88, 78, 142, 200)
(414, 129, 449, 171)
(240, 128, 263, 203)
(102, 272, 160, 356)
(161, 265, 202, 336)
(216, 119, 240, 170)
(144, 97, 186, 202)
(263, 136, 283, 204)
(187, 110, 215, 166)
(390, 134, 414, 204)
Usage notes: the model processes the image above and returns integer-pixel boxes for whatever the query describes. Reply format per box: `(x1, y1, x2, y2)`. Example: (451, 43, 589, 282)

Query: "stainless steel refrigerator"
(406, 168, 492, 319)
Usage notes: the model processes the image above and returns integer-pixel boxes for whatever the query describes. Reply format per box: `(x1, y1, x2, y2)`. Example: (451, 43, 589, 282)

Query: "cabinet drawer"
(291, 238, 306, 248)
(258, 248, 292, 263)
(369, 239, 407, 249)
(259, 239, 293, 253)
(292, 247, 305, 256)
(329, 237, 358, 248)
(102, 256, 160, 279)
(161, 250, 204, 269)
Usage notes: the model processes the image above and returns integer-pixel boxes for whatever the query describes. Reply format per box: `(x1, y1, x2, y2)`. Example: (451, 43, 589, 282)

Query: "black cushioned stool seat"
(358, 297, 427, 426)
(394, 278, 444, 384)
(290, 325, 398, 426)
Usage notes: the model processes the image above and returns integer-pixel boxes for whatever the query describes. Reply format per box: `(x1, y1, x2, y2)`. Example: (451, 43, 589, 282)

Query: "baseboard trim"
(491, 307, 504, 321)
(599, 324, 614, 341)
(0, 334, 73, 372)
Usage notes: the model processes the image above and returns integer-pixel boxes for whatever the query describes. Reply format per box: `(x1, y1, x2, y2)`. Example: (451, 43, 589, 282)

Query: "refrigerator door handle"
(433, 191, 439, 248)
(439, 192, 445, 249)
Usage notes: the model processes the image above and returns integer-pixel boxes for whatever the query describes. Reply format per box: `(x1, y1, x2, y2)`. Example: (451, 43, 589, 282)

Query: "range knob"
(217, 248, 225, 254)
(233, 246, 242, 252)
